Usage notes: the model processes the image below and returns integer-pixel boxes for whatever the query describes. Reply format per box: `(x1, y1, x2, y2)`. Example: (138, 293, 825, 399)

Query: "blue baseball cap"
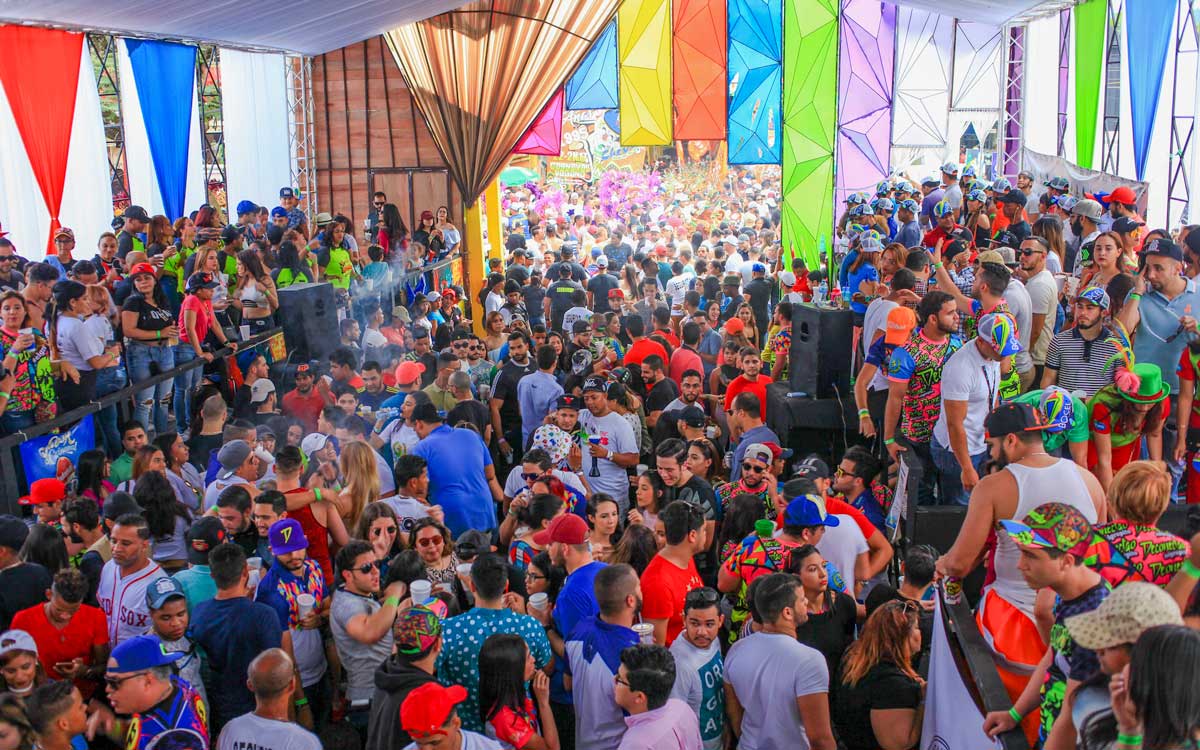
(894, 180, 913, 194)
(279, 187, 297, 199)
(146, 576, 186, 610)
(235, 200, 258, 216)
(1076, 286, 1110, 310)
(873, 197, 895, 213)
(962, 165, 977, 178)
(269, 518, 308, 555)
(966, 189, 988, 204)
(978, 312, 1022, 357)
(109, 635, 182, 674)
(751, 262, 766, 274)
(932, 201, 954, 219)
(898, 199, 920, 213)
(784, 494, 840, 528)
(270, 206, 288, 219)
(991, 177, 1012, 192)
(875, 180, 892, 196)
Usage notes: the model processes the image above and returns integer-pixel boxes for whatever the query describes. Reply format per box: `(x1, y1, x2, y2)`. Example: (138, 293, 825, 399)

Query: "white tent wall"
(117, 40, 207, 221)
(219, 49, 293, 213)
(891, 7, 955, 176)
(1023, 14, 1060, 155)
(0, 43, 114, 259)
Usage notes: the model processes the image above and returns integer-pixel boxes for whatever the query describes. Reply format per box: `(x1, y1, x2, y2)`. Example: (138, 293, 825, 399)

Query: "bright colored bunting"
(566, 21, 618, 110)
(1125, 0, 1175, 180)
(836, 0, 896, 206)
(673, 0, 727, 140)
(618, 0, 673, 146)
(1073, 0, 1105, 170)
(728, 0, 783, 164)
(515, 89, 565, 156)
(126, 40, 198, 221)
(781, 0, 838, 266)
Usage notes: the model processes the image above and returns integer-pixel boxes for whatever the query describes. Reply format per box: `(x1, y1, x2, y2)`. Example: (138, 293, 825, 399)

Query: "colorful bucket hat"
(998, 501, 1093, 557)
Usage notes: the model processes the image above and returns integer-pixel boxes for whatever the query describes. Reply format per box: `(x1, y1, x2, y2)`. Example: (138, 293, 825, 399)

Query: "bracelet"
(313, 488, 322, 503)
(0, 392, 9, 402)
(857, 409, 870, 418)
(932, 262, 943, 270)
(294, 697, 309, 708)
(1116, 733, 1142, 746)
(1128, 293, 1142, 302)
(1183, 559, 1200, 579)
(884, 437, 896, 445)
(1008, 707, 1022, 724)
(384, 596, 401, 607)
(156, 330, 161, 340)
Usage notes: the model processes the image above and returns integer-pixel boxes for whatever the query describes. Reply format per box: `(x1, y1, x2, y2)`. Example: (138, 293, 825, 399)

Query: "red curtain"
(0, 26, 83, 255)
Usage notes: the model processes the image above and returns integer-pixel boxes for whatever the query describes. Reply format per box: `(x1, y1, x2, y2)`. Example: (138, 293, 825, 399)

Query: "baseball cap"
(123, 205, 150, 222)
(220, 225, 244, 244)
(102, 493, 141, 521)
(941, 162, 960, 176)
(990, 231, 1022, 253)
(1039, 386, 1075, 434)
(931, 201, 954, 219)
(556, 394, 581, 411)
(128, 262, 156, 278)
(1071, 199, 1104, 220)
(53, 227, 74, 241)
(875, 180, 892, 196)
(394, 361, 426, 386)
(249, 379, 276, 404)
(784, 494, 841, 527)
(571, 320, 591, 335)
(427, 291, 442, 304)
(751, 262, 766, 274)
(944, 240, 970, 262)
(1107, 186, 1138, 205)
(455, 530, 493, 559)
(109, 635, 182, 674)
(145, 576, 187, 610)
(395, 606, 443, 658)
(742, 443, 773, 466)
(607, 288, 624, 299)
(401, 683, 469, 739)
(962, 165, 977, 178)
(533, 513, 589, 545)
(846, 192, 867, 206)
(1066, 582, 1183, 651)
(873, 197, 895, 213)
(268, 518, 308, 556)
(998, 189, 1027, 207)
(411, 402, 443, 423)
(1044, 176, 1070, 190)
(975, 249, 1005, 266)
(1112, 217, 1145, 234)
(1076, 286, 1111, 310)
(217, 439, 253, 480)
(762, 441, 793, 461)
(984, 402, 1049, 439)
(235, 200, 258, 216)
(678, 405, 707, 428)
(991, 177, 1012, 192)
(595, 255, 609, 267)
(19, 478, 66, 506)
(581, 376, 609, 394)
(793, 455, 830, 480)
(921, 175, 941, 187)
(186, 271, 220, 291)
(185, 516, 227, 565)
(0, 516, 28, 552)
(1053, 195, 1079, 214)
(270, 206, 288, 219)
(965, 189, 987, 204)
(977, 312, 1022, 357)
(884, 306, 917, 346)
(1142, 237, 1184, 262)
(0, 630, 36, 659)
(998, 502, 1093, 557)
(300, 433, 337, 458)
(279, 187, 297, 199)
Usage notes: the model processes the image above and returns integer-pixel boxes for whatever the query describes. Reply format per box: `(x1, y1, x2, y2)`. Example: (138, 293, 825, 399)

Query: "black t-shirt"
(116, 230, 140, 260)
(122, 293, 175, 336)
(547, 261, 588, 284)
(521, 283, 546, 318)
(418, 352, 438, 388)
(833, 661, 923, 750)
(745, 278, 773, 328)
(188, 432, 224, 471)
(233, 384, 255, 421)
(1007, 220, 1032, 243)
(645, 377, 680, 415)
(491, 359, 535, 426)
(662, 474, 718, 521)
(546, 279, 583, 327)
(796, 590, 858, 685)
(587, 273, 620, 314)
(0, 270, 22, 294)
(506, 265, 531, 285)
(447, 398, 490, 436)
(0, 562, 52, 630)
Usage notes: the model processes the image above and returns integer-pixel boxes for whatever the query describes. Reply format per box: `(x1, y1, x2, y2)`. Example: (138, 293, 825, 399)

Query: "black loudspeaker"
(277, 282, 340, 362)
(789, 303, 854, 399)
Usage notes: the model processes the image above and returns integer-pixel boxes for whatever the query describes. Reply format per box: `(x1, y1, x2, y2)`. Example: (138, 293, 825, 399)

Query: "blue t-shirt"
(189, 596, 283, 725)
(551, 561, 606, 704)
(851, 489, 886, 530)
(697, 329, 722, 376)
(846, 263, 879, 314)
(413, 424, 499, 535)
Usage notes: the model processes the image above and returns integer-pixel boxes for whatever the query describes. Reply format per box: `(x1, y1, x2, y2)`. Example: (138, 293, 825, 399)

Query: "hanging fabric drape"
(385, 0, 620, 205)
(0, 26, 84, 255)
(220, 48, 293, 210)
(618, 0, 673, 146)
(126, 40, 198, 221)
(566, 21, 618, 110)
(1124, 0, 1175, 181)
(835, 0, 896, 206)
(515, 89, 565, 156)
(1073, 0, 1105, 170)
(728, 0, 784, 164)
(673, 0, 727, 140)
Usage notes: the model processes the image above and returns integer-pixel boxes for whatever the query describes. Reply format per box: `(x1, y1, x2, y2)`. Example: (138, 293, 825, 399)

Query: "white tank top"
(990, 458, 1097, 617)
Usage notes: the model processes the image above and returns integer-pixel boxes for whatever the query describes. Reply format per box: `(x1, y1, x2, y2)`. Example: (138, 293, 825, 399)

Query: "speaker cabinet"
(277, 282, 340, 362)
(789, 304, 854, 399)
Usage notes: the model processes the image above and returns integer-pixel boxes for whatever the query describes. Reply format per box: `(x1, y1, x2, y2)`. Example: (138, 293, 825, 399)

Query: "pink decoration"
(514, 90, 565, 156)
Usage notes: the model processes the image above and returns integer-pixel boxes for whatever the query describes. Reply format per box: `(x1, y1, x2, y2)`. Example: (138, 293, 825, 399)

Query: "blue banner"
(1125, 0, 1175, 180)
(566, 21, 618, 110)
(20, 415, 95, 485)
(727, 0, 783, 164)
(126, 40, 197, 220)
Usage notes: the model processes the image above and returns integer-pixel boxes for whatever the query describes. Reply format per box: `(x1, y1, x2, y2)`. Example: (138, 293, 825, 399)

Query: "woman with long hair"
(354, 501, 404, 578)
(1032, 216, 1065, 273)
(833, 600, 925, 750)
(318, 220, 358, 292)
(412, 210, 435, 249)
(879, 242, 908, 285)
(687, 438, 724, 485)
(586, 494, 621, 562)
(1081, 232, 1126, 293)
(154, 432, 202, 511)
(408, 517, 459, 587)
(378, 203, 409, 263)
(272, 240, 315, 289)
(714, 493, 763, 565)
(605, 383, 645, 456)
(19, 524, 68, 574)
(84, 283, 124, 456)
(0, 693, 35, 750)
(608, 524, 658, 577)
(1104, 625, 1200, 750)
(75, 448, 113, 506)
(478, 633, 560, 750)
(436, 205, 461, 253)
(529, 475, 584, 518)
(1088, 363, 1169, 492)
(628, 470, 666, 531)
(133, 469, 192, 573)
(121, 262, 176, 436)
(846, 235, 882, 327)
(175, 271, 235, 433)
(524, 552, 566, 610)
(963, 190, 992, 247)
(168, 218, 198, 294)
(233, 249, 278, 335)
(484, 311, 506, 357)
(508, 493, 565, 572)
(788, 544, 858, 682)
(338, 441, 381, 526)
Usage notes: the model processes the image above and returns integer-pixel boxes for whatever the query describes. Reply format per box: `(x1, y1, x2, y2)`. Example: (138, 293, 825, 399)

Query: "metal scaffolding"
(1001, 25, 1025, 180)
(1099, 0, 1123, 175)
(285, 54, 318, 221)
(1168, 0, 1199, 227)
(86, 33, 131, 211)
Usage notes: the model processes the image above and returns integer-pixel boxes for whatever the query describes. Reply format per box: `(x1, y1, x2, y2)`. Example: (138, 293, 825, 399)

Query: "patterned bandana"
(396, 605, 442, 655)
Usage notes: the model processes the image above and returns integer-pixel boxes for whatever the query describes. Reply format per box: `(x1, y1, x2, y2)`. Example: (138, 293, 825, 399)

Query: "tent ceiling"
(893, 0, 1074, 25)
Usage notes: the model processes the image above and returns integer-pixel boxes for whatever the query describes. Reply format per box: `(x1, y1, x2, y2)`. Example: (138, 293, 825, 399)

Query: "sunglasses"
(685, 588, 720, 608)
(371, 525, 398, 537)
(1019, 249, 1044, 257)
(741, 462, 766, 474)
(353, 560, 383, 574)
(522, 472, 543, 481)
(105, 672, 147, 689)
(373, 202, 385, 208)
(416, 536, 443, 548)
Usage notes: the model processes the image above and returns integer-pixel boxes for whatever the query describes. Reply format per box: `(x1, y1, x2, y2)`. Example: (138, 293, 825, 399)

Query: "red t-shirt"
(11, 601, 108, 698)
(488, 698, 539, 749)
(668, 347, 704, 387)
(624, 339, 670, 368)
(179, 295, 213, 345)
(282, 388, 326, 433)
(639, 554, 703, 645)
(654, 328, 681, 349)
(286, 489, 334, 586)
(921, 224, 964, 249)
(723, 374, 774, 412)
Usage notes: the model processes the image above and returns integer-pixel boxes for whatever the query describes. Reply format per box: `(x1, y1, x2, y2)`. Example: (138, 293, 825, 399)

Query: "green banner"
(781, 0, 839, 270)
(1074, 0, 1106, 170)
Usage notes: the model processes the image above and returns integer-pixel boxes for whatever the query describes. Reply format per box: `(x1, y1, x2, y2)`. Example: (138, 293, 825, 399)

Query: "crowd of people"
(0, 161, 1197, 750)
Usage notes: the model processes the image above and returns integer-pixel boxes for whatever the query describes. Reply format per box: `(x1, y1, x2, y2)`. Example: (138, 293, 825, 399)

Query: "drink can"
(943, 576, 963, 605)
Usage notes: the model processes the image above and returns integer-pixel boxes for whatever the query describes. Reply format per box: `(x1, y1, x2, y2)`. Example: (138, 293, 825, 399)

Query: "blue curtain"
(1125, 0, 1174, 180)
(566, 21, 618, 110)
(727, 0, 783, 164)
(126, 40, 197, 220)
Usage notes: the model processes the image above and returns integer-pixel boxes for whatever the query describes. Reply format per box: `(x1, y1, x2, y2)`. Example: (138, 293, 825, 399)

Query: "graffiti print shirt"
(887, 331, 962, 443)
(1085, 520, 1188, 588)
(1039, 582, 1109, 744)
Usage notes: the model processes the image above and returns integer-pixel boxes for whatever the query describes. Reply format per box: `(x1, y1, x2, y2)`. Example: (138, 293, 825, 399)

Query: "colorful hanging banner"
(126, 40, 198, 221)
(1073, 0, 1106, 170)
(566, 21, 619, 110)
(728, 0, 783, 164)
(781, 0, 839, 266)
(0, 26, 84, 255)
(515, 89, 565, 156)
(20, 415, 95, 484)
(673, 0, 727, 140)
(836, 0, 896, 206)
(618, 0, 673, 146)
(1125, 0, 1175, 180)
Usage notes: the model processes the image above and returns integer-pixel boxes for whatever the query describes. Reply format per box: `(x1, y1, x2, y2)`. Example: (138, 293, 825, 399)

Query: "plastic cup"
(635, 463, 648, 476)
(247, 557, 263, 571)
(529, 593, 549, 611)
(297, 593, 315, 618)
(456, 563, 473, 578)
(410, 579, 432, 604)
(632, 622, 655, 645)
(239, 324, 251, 341)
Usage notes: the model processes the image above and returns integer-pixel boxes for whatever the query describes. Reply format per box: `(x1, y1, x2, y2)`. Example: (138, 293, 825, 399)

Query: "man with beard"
(283, 364, 327, 435)
(203, 439, 274, 509)
(669, 588, 726, 750)
(1042, 288, 1119, 398)
(1120, 238, 1200, 400)
(715, 443, 780, 521)
(936, 403, 1104, 732)
(490, 331, 535, 469)
(96, 514, 168, 646)
(1066, 199, 1103, 272)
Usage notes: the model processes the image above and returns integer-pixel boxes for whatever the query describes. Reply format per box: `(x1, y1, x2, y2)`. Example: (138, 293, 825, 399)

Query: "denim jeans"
(173, 344, 203, 433)
(93, 364, 126, 458)
(1, 409, 35, 492)
(931, 439, 989, 506)
(126, 341, 174, 436)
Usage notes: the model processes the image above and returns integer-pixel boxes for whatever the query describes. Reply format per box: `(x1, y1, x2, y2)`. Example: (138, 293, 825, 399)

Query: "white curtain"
(118, 39, 206, 221)
(1023, 14, 1060, 157)
(219, 48, 292, 212)
(0, 43, 114, 259)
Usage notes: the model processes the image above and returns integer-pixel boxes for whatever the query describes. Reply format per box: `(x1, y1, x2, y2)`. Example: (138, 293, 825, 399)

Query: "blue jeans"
(126, 341, 174, 436)
(1, 409, 35, 492)
(93, 364, 127, 458)
(173, 344, 203, 433)
(931, 439, 989, 506)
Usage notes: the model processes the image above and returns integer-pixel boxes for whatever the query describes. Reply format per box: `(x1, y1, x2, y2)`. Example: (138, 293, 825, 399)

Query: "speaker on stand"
(277, 282, 341, 363)
(789, 303, 854, 399)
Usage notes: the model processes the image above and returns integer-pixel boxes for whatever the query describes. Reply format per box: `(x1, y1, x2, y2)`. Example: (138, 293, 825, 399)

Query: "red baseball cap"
(724, 317, 745, 335)
(19, 478, 66, 506)
(394, 361, 426, 387)
(400, 683, 468, 738)
(1108, 186, 1137, 205)
(533, 514, 589, 546)
(128, 262, 156, 278)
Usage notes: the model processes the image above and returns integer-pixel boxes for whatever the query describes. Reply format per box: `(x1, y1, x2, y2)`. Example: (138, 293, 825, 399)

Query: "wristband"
(1008, 707, 1022, 724)
(1128, 293, 1142, 302)
(1183, 559, 1200, 579)
(313, 488, 322, 503)
(294, 697, 309, 708)
(1116, 734, 1142, 746)
(857, 409, 870, 418)
(0, 392, 9, 402)
(384, 596, 401, 607)
(884, 437, 896, 446)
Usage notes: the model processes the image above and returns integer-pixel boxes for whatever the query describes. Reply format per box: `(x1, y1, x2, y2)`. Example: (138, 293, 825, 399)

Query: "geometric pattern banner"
(892, 7, 953, 149)
(673, 0, 727, 140)
(836, 0, 895, 207)
(782, 0, 839, 266)
(618, 0, 673, 146)
(514, 89, 565, 156)
(1124, 0, 1175, 180)
(949, 21, 1002, 174)
(728, 0, 783, 164)
(566, 21, 619, 110)
(1074, 0, 1106, 170)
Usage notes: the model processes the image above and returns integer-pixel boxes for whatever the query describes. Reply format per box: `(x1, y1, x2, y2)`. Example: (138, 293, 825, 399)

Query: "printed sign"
(20, 415, 95, 484)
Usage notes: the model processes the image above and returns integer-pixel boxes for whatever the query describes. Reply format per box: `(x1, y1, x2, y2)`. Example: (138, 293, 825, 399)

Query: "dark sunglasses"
(353, 560, 383, 574)
(1019, 249, 1044, 257)
(416, 536, 443, 547)
(685, 587, 720, 608)
(373, 202, 385, 207)
(741, 462, 766, 474)
(105, 672, 147, 689)
(371, 525, 398, 537)
(522, 472, 542, 481)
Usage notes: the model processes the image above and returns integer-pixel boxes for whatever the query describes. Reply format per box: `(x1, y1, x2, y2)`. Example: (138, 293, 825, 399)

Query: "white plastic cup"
(239, 324, 251, 341)
(635, 463, 648, 476)
(632, 622, 654, 645)
(456, 563, 472, 578)
(247, 557, 263, 571)
(297, 593, 315, 618)
(410, 579, 432, 604)
(529, 592, 549, 611)
(247, 569, 260, 591)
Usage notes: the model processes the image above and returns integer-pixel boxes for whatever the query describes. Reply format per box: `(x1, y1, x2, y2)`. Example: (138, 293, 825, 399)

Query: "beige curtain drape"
(385, 1, 619, 204)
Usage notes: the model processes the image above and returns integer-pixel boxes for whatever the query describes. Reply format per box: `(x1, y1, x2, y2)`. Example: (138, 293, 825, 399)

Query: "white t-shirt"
(578, 409, 637, 510)
(725, 251, 745, 275)
(562, 306, 593, 334)
(724, 632, 828, 750)
(933, 340, 1000, 456)
(862, 298, 897, 353)
(97, 560, 169, 646)
(379, 420, 420, 462)
(1023, 269, 1058, 365)
(669, 636, 725, 750)
(1003, 279, 1034, 374)
(816, 515, 869, 596)
(56, 315, 104, 372)
(485, 291, 505, 315)
(370, 445, 397, 495)
(203, 476, 252, 513)
(384, 495, 433, 522)
(218, 712, 322, 750)
(665, 273, 695, 310)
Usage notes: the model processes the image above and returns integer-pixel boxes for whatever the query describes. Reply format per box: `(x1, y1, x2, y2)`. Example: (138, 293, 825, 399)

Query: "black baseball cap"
(571, 320, 591, 335)
(1143, 237, 1184, 262)
(185, 516, 228, 566)
(998, 189, 1028, 206)
(556, 395, 581, 411)
(1112, 217, 1145, 234)
(943, 240, 970, 262)
(990, 231, 1022, 251)
(793, 454, 830, 480)
(678, 406, 706, 427)
(582, 376, 609, 394)
(984, 402, 1049, 438)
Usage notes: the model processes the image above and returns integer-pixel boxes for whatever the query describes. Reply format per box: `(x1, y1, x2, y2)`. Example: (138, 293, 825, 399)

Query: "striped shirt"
(1044, 326, 1119, 398)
